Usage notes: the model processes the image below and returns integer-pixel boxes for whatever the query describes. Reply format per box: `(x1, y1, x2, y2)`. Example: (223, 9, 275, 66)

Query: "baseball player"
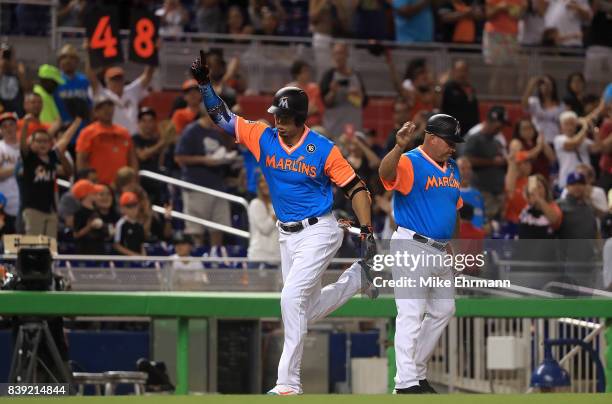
(190, 51, 377, 395)
(379, 114, 464, 394)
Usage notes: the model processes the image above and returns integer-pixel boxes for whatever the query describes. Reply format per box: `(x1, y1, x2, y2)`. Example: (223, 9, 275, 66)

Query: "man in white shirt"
(554, 111, 601, 188)
(544, 0, 592, 47)
(0, 112, 21, 232)
(89, 65, 155, 135)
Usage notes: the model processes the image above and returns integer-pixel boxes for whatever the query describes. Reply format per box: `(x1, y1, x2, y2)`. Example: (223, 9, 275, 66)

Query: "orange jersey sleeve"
(381, 155, 414, 195)
(324, 145, 356, 187)
(457, 196, 464, 210)
(235, 116, 267, 161)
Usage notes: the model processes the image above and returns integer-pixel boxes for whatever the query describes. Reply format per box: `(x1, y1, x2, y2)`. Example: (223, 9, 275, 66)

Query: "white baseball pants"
(276, 214, 363, 391)
(391, 227, 455, 389)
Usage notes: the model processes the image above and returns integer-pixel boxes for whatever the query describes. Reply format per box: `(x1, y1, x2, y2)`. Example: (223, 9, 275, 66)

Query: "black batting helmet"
(425, 114, 464, 143)
(267, 86, 308, 125)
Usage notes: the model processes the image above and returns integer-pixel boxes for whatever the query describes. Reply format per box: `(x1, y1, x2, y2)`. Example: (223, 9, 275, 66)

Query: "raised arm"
(379, 122, 415, 182)
(191, 50, 237, 136)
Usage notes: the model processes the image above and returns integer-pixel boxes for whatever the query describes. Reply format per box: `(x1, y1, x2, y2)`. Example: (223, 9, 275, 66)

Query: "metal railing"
(57, 175, 250, 239)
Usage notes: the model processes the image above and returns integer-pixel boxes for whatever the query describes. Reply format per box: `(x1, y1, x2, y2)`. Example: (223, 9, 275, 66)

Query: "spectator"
(560, 163, 608, 217)
(518, 174, 561, 238)
(457, 157, 486, 230)
(156, 0, 189, 37)
(247, 175, 280, 267)
(114, 191, 145, 256)
(508, 118, 555, 178)
(171, 79, 203, 136)
(309, 0, 352, 77)
(391, 0, 434, 42)
(33, 64, 64, 125)
(504, 151, 532, 224)
(354, 0, 389, 40)
(543, 0, 591, 47)
(518, 0, 547, 45)
(171, 234, 209, 280)
(584, 0, 612, 89)
(563, 72, 587, 115)
(522, 75, 565, 143)
(384, 98, 412, 152)
(441, 59, 479, 136)
(57, 0, 86, 27)
(461, 105, 509, 157)
(58, 168, 97, 228)
(76, 97, 138, 185)
(54, 44, 91, 147)
(205, 52, 240, 111)
(287, 60, 324, 126)
(174, 114, 235, 247)
(320, 42, 368, 139)
(254, 7, 282, 35)
(89, 65, 155, 135)
(194, 0, 225, 33)
(72, 179, 107, 254)
(553, 112, 601, 189)
(96, 184, 119, 228)
(19, 116, 80, 237)
(249, 0, 286, 31)
(0, 43, 25, 115)
(114, 166, 140, 196)
(0, 112, 20, 233)
(598, 96, 612, 191)
(133, 107, 171, 205)
(464, 109, 507, 221)
(388, 58, 437, 120)
(17, 93, 52, 140)
(226, 5, 255, 35)
(134, 188, 172, 243)
(483, 0, 525, 94)
(342, 131, 382, 193)
(557, 172, 599, 268)
(437, 0, 484, 43)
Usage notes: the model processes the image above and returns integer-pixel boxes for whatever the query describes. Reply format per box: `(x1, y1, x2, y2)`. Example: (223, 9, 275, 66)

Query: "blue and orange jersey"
(381, 147, 463, 240)
(235, 117, 356, 223)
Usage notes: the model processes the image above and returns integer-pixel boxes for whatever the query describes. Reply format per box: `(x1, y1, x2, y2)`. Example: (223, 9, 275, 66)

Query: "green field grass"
(1, 394, 610, 404)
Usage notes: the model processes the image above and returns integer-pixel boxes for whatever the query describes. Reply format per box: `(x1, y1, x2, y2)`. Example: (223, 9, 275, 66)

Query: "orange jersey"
(235, 117, 355, 222)
(76, 121, 133, 185)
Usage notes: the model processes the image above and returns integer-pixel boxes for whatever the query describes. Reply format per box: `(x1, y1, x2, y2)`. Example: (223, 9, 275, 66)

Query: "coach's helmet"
(425, 114, 464, 143)
(267, 86, 309, 125)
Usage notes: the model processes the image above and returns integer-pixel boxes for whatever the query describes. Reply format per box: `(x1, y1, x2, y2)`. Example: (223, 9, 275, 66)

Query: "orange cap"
(105, 66, 125, 80)
(182, 79, 199, 91)
(515, 151, 531, 163)
(120, 191, 139, 206)
(72, 180, 105, 200)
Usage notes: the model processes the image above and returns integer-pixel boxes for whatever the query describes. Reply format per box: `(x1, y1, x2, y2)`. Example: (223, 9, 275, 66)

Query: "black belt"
(279, 217, 318, 233)
(413, 233, 447, 252)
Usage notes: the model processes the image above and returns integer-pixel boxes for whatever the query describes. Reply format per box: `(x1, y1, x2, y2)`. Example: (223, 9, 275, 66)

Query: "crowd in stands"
(0, 0, 611, 288)
(0, 0, 610, 50)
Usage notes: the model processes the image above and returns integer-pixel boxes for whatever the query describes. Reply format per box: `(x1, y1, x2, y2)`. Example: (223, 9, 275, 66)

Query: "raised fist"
(190, 50, 210, 85)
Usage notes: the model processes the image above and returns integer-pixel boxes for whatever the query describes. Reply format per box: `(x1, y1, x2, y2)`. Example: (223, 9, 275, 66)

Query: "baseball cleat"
(394, 385, 425, 394)
(358, 260, 379, 299)
(419, 379, 438, 393)
(266, 385, 302, 395)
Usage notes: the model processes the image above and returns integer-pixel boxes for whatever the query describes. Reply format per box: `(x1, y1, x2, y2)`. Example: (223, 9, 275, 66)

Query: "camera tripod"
(8, 319, 72, 383)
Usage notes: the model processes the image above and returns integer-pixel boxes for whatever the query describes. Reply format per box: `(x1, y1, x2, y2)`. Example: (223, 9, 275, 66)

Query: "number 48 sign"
(85, 6, 159, 68)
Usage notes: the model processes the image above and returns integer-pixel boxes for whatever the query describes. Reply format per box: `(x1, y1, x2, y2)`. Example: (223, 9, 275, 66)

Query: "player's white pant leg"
(307, 261, 362, 323)
(391, 232, 429, 389)
(276, 216, 342, 390)
(414, 298, 455, 380)
(279, 233, 292, 283)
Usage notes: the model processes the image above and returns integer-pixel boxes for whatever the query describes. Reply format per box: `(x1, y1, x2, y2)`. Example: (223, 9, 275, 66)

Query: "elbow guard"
(342, 176, 370, 201)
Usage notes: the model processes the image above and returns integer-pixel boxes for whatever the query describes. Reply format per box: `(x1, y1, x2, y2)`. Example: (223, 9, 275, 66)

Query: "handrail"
(542, 281, 612, 298)
(57, 177, 250, 239)
(139, 170, 250, 213)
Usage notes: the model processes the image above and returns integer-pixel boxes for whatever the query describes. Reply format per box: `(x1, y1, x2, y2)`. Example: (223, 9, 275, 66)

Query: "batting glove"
(190, 50, 210, 85)
(360, 225, 376, 265)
